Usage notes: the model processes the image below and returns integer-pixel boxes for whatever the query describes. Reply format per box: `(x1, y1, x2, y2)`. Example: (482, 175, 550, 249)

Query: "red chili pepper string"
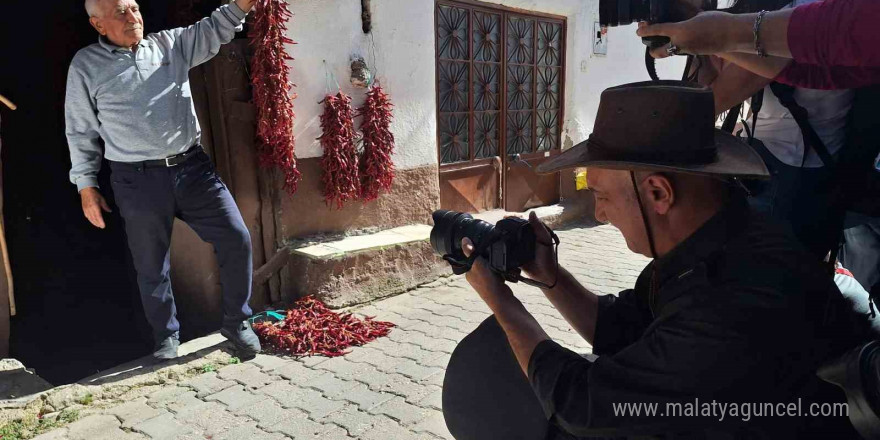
(319, 92, 360, 209)
(357, 85, 396, 202)
(253, 296, 395, 357)
(249, 0, 302, 194)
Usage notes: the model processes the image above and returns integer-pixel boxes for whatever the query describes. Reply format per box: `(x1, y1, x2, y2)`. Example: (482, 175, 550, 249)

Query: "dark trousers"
(109, 150, 253, 342)
(443, 316, 582, 440)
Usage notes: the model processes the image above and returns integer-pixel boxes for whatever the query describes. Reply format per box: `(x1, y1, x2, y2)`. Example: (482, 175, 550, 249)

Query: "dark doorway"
(0, 0, 211, 385)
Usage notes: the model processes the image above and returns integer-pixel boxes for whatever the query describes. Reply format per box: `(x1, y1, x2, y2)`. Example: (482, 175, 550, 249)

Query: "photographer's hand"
(522, 212, 558, 286)
(461, 237, 509, 304)
(462, 237, 550, 375)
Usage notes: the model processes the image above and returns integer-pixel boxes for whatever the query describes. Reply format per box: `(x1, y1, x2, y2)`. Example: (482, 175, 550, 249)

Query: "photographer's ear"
(643, 174, 675, 215)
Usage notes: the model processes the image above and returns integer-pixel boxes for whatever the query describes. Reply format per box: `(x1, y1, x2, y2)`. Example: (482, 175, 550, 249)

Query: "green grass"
(75, 393, 94, 406)
(227, 357, 241, 365)
(0, 409, 80, 440)
(200, 363, 217, 373)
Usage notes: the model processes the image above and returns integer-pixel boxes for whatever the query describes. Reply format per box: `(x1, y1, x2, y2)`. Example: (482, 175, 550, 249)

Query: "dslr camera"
(430, 210, 537, 282)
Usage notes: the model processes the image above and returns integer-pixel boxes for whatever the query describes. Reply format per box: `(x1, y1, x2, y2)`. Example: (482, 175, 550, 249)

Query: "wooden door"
(435, 0, 564, 214)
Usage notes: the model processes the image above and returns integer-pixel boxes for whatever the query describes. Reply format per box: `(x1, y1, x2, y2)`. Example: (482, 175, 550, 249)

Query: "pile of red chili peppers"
(357, 85, 396, 202)
(250, 0, 302, 194)
(319, 92, 361, 208)
(253, 296, 395, 357)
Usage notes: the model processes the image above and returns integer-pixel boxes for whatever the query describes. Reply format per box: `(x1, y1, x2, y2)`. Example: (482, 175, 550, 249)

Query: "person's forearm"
(708, 55, 777, 114)
(538, 268, 599, 345)
(717, 52, 791, 82)
(485, 286, 550, 374)
(234, 0, 256, 13)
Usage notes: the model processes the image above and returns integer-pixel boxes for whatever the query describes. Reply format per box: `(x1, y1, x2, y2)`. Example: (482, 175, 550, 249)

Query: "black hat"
(536, 80, 769, 179)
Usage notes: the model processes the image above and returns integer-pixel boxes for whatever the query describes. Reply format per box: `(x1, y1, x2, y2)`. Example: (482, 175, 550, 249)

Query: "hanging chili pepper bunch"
(253, 296, 395, 357)
(319, 92, 360, 208)
(357, 85, 396, 202)
(250, 0, 301, 194)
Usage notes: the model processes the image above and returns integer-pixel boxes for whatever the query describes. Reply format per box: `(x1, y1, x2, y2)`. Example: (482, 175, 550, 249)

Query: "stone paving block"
(414, 386, 443, 411)
(412, 412, 454, 440)
(66, 414, 120, 440)
(291, 387, 347, 419)
(315, 356, 375, 381)
(204, 385, 264, 411)
(256, 382, 311, 408)
(420, 337, 459, 354)
(355, 368, 410, 393)
(183, 372, 236, 398)
(134, 412, 195, 440)
(372, 341, 430, 364)
(418, 352, 451, 369)
(321, 404, 377, 437)
(304, 371, 360, 398)
(340, 383, 396, 411)
(106, 397, 168, 428)
(360, 415, 427, 440)
(232, 397, 288, 427)
(298, 355, 329, 368)
(273, 359, 325, 384)
(419, 370, 446, 388)
(213, 422, 288, 440)
(174, 401, 250, 436)
(218, 362, 277, 389)
(147, 386, 191, 406)
(161, 391, 208, 414)
(271, 414, 335, 439)
(369, 396, 431, 426)
(391, 359, 445, 382)
(341, 345, 394, 366)
(384, 378, 438, 406)
(249, 354, 292, 371)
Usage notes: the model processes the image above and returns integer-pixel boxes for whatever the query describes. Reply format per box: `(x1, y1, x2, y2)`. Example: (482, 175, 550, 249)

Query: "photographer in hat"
(442, 81, 866, 439)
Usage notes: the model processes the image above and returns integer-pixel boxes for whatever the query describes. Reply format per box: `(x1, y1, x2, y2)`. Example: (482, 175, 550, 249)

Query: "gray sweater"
(64, 3, 247, 191)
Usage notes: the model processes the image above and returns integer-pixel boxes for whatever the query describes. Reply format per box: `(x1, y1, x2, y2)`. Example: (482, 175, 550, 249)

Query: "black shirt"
(527, 195, 861, 439)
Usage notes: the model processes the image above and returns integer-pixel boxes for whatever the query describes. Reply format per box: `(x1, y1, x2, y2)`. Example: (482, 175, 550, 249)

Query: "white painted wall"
(286, 0, 685, 169)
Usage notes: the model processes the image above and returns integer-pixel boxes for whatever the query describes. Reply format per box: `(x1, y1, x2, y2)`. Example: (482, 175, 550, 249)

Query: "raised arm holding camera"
(440, 81, 865, 439)
(636, 0, 880, 89)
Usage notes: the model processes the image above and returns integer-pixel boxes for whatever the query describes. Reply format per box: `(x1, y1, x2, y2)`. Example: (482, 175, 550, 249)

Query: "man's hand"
(521, 212, 558, 287)
(461, 237, 510, 306)
(80, 187, 112, 229)
(234, 0, 257, 13)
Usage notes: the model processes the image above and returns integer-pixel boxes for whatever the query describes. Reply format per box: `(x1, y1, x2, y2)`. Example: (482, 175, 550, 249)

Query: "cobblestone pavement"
(34, 224, 648, 440)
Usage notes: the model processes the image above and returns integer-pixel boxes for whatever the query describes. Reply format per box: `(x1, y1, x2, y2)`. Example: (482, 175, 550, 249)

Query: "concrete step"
(287, 225, 447, 308)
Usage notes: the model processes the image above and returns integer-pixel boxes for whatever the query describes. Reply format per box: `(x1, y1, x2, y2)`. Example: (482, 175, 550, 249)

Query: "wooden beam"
(252, 246, 291, 289)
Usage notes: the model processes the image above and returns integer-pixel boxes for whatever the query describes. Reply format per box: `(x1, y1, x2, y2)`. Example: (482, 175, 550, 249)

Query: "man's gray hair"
(84, 0, 103, 17)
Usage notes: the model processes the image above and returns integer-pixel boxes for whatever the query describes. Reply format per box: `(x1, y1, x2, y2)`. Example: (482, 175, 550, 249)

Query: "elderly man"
(442, 81, 865, 438)
(65, 0, 260, 360)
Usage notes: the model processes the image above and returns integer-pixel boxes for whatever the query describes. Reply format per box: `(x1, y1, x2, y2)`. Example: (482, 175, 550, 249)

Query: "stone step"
(287, 225, 445, 309)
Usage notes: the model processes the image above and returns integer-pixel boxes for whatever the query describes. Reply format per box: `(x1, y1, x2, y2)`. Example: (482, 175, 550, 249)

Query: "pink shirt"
(774, 0, 880, 89)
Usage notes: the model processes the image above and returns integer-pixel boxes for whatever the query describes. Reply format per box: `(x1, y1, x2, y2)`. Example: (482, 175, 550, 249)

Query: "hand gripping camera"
(429, 210, 559, 288)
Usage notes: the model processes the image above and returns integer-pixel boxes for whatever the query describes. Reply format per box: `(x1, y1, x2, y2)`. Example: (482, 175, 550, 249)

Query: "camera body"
(430, 210, 536, 277)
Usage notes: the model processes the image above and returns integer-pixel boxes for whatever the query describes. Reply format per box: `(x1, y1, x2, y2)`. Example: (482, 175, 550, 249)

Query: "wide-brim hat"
(536, 80, 769, 179)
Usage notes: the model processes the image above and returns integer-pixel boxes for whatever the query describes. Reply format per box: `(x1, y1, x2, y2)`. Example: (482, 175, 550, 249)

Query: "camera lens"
(599, 0, 668, 26)
(430, 210, 495, 259)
